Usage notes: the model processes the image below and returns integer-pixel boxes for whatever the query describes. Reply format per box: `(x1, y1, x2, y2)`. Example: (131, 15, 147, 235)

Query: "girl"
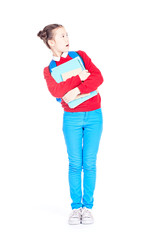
(37, 24, 104, 225)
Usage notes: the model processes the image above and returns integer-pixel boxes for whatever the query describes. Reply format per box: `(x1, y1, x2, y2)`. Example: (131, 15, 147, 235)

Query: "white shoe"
(68, 207, 82, 225)
(81, 207, 94, 224)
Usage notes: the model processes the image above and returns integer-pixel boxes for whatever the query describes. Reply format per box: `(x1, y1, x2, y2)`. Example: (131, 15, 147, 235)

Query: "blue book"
(50, 56, 98, 108)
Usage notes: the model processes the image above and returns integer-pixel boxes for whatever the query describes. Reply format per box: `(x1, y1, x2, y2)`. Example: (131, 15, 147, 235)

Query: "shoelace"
(82, 208, 92, 218)
(71, 209, 81, 217)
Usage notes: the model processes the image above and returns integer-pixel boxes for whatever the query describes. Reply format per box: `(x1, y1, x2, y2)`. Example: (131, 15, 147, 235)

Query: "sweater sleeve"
(43, 66, 82, 98)
(76, 50, 104, 94)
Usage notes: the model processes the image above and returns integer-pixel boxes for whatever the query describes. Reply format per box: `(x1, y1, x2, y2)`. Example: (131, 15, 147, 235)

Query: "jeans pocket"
(94, 108, 102, 114)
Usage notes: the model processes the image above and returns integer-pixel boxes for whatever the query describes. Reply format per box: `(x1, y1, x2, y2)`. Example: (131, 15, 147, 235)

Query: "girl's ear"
(48, 39, 55, 48)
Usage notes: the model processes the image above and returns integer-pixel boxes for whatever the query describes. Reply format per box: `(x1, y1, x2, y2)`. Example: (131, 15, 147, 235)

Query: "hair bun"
(37, 30, 47, 40)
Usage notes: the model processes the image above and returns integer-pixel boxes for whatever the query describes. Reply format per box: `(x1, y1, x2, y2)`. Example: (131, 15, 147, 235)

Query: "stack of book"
(51, 56, 98, 108)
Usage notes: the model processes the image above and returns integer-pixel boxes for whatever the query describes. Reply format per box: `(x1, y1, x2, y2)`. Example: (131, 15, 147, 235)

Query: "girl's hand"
(62, 87, 80, 103)
(79, 70, 90, 81)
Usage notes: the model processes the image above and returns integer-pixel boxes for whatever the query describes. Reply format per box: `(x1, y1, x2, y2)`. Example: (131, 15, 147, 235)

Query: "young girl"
(37, 24, 104, 225)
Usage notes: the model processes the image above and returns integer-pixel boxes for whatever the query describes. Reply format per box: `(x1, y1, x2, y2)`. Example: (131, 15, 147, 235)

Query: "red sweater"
(43, 50, 104, 112)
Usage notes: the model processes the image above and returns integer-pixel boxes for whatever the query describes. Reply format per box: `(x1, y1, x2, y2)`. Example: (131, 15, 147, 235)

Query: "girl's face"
(49, 27, 69, 54)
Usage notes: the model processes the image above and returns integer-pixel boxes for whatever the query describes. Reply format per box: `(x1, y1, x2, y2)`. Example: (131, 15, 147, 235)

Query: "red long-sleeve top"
(43, 50, 104, 112)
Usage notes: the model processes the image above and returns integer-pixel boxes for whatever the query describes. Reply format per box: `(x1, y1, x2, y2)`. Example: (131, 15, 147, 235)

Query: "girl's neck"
(51, 48, 62, 57)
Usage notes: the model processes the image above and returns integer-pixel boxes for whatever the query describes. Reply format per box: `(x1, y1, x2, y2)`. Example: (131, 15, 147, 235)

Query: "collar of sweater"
(52, 51, 68, 61)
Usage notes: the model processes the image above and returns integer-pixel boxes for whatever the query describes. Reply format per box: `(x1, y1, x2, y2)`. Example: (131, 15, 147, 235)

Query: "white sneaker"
(68, 207, 82, 225)
(81, 207, 94, 224)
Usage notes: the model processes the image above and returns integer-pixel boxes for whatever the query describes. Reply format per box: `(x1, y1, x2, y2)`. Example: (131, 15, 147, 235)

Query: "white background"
(0, 0, 160, 239)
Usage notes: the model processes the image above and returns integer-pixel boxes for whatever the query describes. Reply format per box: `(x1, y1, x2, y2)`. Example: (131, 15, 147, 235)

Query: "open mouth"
(66, 44, 69, 47)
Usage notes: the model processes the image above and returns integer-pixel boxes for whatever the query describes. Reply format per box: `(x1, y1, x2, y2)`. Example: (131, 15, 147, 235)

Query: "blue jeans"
(62, 108, 103, 209)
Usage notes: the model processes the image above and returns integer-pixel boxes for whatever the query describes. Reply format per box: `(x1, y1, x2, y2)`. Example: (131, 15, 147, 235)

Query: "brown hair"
(37, 24, 63, 49)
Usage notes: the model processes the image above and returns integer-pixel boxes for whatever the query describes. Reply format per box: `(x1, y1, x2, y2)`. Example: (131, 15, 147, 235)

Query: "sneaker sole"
(68, 219, 81, 225)
(81, 219, 94, 224)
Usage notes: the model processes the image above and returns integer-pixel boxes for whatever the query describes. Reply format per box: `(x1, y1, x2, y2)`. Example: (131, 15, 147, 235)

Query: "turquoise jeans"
(62, 108, 103, 209)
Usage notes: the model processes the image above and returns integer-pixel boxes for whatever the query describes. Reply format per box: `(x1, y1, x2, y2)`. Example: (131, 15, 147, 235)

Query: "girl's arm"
(62, 87, 80, 103)
(43, 66, 82, 98)
(76, 50, 104, 94)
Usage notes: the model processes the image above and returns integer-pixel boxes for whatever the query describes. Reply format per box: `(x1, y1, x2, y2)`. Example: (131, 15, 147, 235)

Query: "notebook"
(50, 56, 98, 108)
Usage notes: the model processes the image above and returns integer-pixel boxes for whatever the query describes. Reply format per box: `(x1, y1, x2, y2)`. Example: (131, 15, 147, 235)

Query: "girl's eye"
(62, 34, 68, 38)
